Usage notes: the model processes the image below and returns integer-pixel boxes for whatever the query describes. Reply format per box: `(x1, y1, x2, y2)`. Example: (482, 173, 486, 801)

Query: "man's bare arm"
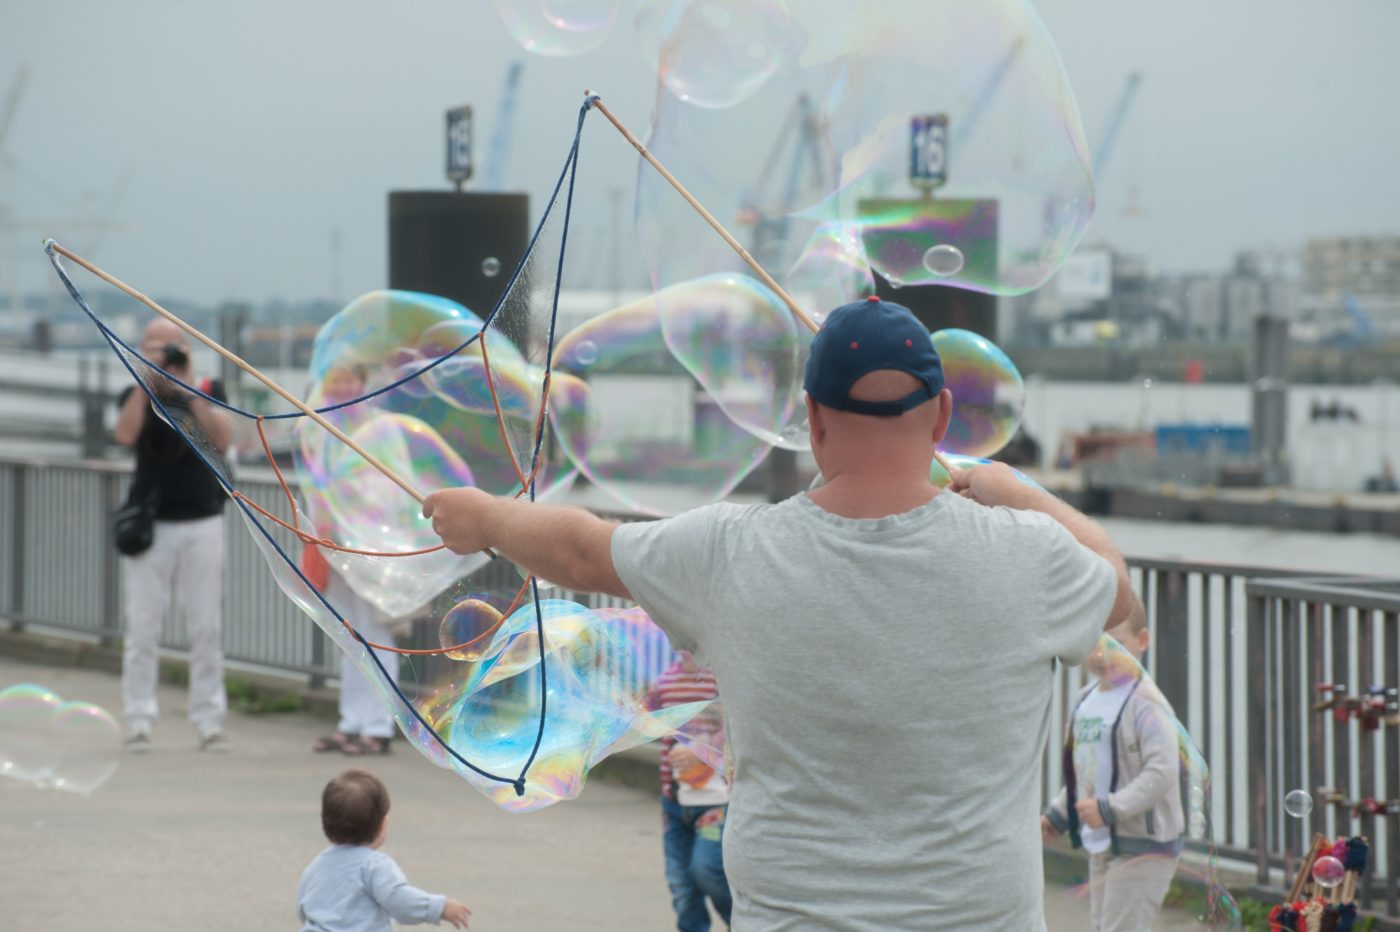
(113, 387, 148, 447)
(423, 488, 631, 599)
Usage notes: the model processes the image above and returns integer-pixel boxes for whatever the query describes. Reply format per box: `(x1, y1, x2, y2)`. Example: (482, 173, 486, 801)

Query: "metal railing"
(2, 454, 1397, 918)
(0, 456, 674, 696)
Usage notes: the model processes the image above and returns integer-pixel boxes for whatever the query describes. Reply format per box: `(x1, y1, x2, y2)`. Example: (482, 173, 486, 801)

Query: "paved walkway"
(0, 655, 1208, 930)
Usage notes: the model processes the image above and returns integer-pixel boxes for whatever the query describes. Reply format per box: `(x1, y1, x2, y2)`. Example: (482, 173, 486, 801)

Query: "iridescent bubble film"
(923, 244, 965, 277)
(0, 683, 62, 783)
(929, 453, 1043, 492)
(439, 598, 507, 663)
(0, 684, 120, 795)
(635, 0, 796, 109)
(637, 0, 1094, 305)
(656, 273, 804, 450)
(46, 701, 122, 796)
(785, 223, 876, 324)
(809, 1, 1094, 295)
(491, 0, 620, 56)
(931, 328, 1025, 458)
(1284, 788, 1313, 817)
(550, 289, 772, 515)
(1312, 855, 1346, 889)
(295, 290, 573, 616)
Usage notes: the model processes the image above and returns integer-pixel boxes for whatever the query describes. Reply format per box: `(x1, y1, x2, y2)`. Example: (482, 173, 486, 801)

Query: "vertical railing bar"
(1331, 603, 1352, 849)
(1307, 601, 1327, 846)
(1381, 608, 1398, 918)
(1222, 572, 1238, 847)
(1282, 598, 1302, 885)
(1248, 586, 1270, 883)
(11, 464, 26, 632)
(1199, 572, 1213, 797)
(1357, 607, 1377, 909)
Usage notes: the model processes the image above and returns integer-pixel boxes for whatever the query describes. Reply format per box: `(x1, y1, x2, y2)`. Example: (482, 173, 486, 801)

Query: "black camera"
(163, 343, 189, 369)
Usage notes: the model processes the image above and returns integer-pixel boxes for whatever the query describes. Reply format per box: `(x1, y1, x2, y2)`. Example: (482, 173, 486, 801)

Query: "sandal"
(345, 735, 392, 755)
(312, 731, 359, 753)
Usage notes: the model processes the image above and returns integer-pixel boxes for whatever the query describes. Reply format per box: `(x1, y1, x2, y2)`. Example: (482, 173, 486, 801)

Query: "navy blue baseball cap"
(803, 296, 944, 417)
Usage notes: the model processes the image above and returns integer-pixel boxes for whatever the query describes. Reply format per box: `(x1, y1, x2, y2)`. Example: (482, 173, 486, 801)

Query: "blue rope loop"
(45, 97, 602, 797)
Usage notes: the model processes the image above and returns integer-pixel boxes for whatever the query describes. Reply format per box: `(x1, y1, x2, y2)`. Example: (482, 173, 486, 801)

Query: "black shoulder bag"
(113, 483, 159, 556)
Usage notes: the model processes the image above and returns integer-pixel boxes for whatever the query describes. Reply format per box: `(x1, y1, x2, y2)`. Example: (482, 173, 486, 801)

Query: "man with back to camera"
(422, 297, 1135, 929)
(114, 318, 233, 753)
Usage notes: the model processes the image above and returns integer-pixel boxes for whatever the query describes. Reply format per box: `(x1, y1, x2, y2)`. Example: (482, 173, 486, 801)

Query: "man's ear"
(931, 388, 953, 445)
(806, 395, 824, 445)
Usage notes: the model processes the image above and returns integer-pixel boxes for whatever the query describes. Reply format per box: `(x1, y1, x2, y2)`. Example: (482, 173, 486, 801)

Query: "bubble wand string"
(585, 93, 959, 478)
(586, 92, 818, 335)
(47, 240, 506, 559)
(46, 240, 430, 505)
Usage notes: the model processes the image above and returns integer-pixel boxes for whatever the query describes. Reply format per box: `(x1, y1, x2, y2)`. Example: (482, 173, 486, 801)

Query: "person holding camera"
(113, 317, 233, 753)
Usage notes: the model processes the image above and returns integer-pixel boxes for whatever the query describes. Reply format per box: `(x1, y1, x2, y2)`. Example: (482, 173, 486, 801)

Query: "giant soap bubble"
(632, 0, 1088, 458)
(637, 0, 1094, 313)
(492, 0, 621, 56)
(635, 0, 797, 108)
(295, 290, 576, 617)
(0, 684, 121, 795)
(549, 288, 773, 515)
(800, 1, 1095, 295)
(932, 328, 1025, 458)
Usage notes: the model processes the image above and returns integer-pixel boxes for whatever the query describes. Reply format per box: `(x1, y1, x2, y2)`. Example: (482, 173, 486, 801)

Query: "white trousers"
(326, 573, 399, 739)
(122, 515, 227, 734)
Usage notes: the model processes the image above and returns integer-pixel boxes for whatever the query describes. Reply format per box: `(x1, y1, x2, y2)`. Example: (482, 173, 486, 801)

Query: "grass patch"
(1162, 881, 1378, 931)
(226, 676, 302, 715)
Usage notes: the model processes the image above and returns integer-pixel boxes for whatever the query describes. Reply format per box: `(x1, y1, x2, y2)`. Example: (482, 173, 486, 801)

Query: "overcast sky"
(2, 1, 1396, 307)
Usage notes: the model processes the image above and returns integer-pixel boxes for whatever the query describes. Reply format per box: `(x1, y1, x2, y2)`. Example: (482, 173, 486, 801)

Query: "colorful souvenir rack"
(1267, 833, 1369, 931)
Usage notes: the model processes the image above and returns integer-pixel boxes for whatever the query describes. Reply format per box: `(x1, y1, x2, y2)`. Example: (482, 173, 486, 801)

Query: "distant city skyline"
(1, 0, 1396, 308)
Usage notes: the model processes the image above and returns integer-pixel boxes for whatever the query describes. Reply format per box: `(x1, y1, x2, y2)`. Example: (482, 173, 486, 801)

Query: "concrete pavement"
(0, 654, 1211, 930)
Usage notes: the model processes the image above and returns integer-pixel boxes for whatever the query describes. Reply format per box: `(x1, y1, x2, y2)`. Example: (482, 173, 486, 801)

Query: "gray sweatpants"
(1088, 851, 1179, 932)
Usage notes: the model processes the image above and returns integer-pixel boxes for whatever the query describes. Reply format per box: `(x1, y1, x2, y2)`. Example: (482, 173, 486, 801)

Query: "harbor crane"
(1093, 72, 1145, 217)
(484, 61, 524, 191)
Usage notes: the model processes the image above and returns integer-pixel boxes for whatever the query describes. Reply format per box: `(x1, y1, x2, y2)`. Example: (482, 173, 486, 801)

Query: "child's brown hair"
(1121, 595, 1149, 637)
(321, 769, 390, 846)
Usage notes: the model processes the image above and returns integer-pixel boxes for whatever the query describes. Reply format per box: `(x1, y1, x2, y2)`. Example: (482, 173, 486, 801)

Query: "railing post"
(1305, 603, 1326, 841)
(1281, 599, 1302, 887)
(1246, 586, 1271, 885)
(100, 470, 122, 647)
(1383, 609, 1399, 918)
(310, 628, 327, 691)
(1356, 608, 1377, 910)
(1153, 568, 1190, 716)
(8, 464, 25, 632)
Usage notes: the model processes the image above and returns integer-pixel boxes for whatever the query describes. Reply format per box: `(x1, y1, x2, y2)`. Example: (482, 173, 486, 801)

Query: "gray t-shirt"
(297, 845, 446, 932)
(612, 491, 1116, 930)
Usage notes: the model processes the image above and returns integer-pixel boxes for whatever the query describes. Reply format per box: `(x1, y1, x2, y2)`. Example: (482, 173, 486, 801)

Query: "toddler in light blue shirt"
(297, 769, 471, 932)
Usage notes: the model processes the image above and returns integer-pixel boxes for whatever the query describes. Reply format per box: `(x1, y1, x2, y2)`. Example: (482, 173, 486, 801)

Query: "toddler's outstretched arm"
(367, 857, 466, 927)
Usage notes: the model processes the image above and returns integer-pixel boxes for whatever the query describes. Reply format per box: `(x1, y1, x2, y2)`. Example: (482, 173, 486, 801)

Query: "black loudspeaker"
(387, 191, 530, 318)
(874, 275, 998, 341)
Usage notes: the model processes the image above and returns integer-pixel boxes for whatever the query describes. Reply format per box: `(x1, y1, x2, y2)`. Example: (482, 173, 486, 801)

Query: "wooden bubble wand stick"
(585, 91, 958, 477)
(47, 240, 428, 505)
